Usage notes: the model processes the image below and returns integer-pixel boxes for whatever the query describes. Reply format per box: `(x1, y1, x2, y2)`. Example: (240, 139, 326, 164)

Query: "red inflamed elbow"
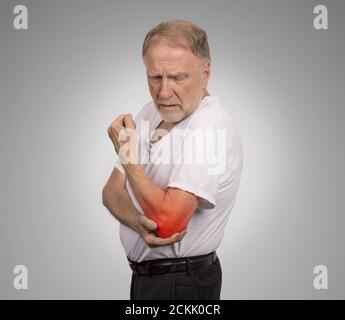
(156, 218, 187, 238)
(147, 206, 192, 238)
(143, 189, 199, 238)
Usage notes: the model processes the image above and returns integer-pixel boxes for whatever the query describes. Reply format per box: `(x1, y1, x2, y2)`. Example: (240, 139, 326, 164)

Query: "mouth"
(159, 104, 179, 109)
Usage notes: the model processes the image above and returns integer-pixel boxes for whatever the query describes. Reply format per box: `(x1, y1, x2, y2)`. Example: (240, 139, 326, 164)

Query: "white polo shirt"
(114, 95, 243, 263)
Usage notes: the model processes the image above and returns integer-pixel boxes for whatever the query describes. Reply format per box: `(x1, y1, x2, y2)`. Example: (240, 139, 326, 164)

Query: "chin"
(160, 112, 185, 123)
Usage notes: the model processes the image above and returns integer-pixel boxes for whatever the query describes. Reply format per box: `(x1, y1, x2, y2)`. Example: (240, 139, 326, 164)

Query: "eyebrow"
(147, 72, 188, 78)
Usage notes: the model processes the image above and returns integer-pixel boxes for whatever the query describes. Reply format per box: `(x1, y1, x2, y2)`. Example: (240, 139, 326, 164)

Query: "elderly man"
(102, 20, 243, 300)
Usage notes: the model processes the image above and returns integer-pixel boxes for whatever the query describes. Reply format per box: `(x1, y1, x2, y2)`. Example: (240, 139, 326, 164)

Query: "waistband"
(128, 251, 217, 276)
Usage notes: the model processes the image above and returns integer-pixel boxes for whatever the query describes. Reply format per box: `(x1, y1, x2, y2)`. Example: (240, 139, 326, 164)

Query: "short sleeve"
(167, 166, 219, 209)
(166, 130, 229, 209)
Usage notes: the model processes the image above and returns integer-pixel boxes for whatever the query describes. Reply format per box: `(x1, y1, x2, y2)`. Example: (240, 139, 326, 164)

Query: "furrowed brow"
(147, 71, 187, 77)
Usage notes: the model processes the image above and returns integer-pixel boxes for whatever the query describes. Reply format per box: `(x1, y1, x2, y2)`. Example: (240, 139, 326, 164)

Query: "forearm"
(123, 164, 167, 220)
(107, 113, 196, 239)
(102, 185, 141, 233)
(123, 164, 188, 238)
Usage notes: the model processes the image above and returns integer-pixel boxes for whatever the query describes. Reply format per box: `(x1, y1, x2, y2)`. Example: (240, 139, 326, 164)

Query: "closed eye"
(170, 74, 188, 81)
(150, 75, 162, 82)
(148, 74, 188, 82)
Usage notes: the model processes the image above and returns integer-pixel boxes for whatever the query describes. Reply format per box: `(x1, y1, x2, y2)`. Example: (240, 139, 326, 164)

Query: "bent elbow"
(154, 211, 189, 239)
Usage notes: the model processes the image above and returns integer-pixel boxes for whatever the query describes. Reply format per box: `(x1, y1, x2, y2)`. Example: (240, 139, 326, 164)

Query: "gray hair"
(142, 20, 211, 60)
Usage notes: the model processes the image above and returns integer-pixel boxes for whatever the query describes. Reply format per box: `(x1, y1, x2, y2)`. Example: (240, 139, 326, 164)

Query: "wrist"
(123, 163, 141, 178)
(131, 213, 142, 234)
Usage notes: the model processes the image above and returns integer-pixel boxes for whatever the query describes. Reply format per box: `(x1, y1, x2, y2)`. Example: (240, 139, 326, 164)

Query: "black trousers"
(130, 256, 222, 300)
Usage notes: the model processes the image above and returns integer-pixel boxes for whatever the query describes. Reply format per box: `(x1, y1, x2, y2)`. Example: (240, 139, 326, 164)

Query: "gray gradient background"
(0, 0, 344, 299)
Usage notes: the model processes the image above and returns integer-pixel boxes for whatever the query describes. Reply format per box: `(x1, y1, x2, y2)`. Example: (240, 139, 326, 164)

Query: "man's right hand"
(134, 214, 187, 249)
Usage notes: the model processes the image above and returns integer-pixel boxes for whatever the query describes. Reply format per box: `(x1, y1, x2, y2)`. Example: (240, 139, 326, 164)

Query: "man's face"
(143, 37, 210, 123)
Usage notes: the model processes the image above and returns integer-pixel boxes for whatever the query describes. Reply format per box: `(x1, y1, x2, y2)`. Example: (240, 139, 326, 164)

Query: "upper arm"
(164, 187, 199, 215)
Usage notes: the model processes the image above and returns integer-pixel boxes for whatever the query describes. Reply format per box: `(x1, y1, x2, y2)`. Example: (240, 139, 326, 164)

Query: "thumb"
(124, 113, 136, 129)
(140, 215, 157, 232)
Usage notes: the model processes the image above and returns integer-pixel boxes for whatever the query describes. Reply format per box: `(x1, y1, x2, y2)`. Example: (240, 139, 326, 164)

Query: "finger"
(110, 113, 126, 128)
(145, 233, 167, 246)
(149, 231, 185, 247)
(108, 124, 124, 138)
(111, 114, 125, 128)
(140, 215, 157, 232)
(166, 230, 187, 242)
(177, 230, 187, 240)
(115, 113, 126, 124)
(144, 233, 161, 248)
(124, 113, 136, 129)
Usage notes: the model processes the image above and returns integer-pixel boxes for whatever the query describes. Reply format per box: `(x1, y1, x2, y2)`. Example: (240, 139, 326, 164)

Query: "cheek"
(179, 83, 194, 99)
(148, 84, 159, 96)
(181, 82, 199, 102)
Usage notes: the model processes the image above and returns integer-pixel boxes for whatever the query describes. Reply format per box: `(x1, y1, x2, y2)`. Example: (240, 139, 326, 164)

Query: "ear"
(201, 60, 211, 87)
(203, 60, 211, 78)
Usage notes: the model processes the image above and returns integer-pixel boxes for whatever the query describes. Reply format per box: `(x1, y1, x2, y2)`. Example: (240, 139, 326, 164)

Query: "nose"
(158, 77, 173, 100)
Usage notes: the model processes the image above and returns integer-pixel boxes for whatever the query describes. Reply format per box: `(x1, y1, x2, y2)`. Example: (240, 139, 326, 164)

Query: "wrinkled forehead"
(143, 38, 201, 74)
(146, 35, 191, 54)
